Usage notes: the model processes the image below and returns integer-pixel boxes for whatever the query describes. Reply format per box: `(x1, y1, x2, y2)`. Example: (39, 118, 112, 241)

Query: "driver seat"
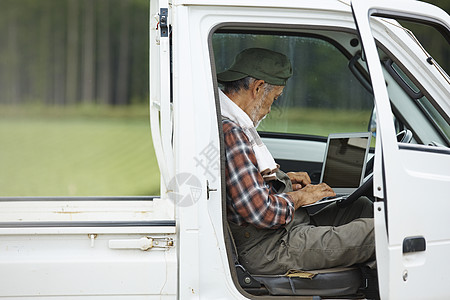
(227, 224, 378, 298)
(239, 265, 364, 297)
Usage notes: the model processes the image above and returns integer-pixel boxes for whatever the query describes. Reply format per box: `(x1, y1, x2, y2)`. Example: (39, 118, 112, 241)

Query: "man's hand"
(287, 183, 335, 210)
(287, 172, 311, 190)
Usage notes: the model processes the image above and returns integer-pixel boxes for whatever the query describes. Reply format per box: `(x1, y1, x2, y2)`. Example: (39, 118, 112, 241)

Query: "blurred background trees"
(0, 0, 149, 106)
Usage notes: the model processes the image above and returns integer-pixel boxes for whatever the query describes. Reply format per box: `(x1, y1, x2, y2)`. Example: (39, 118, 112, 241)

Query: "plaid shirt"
(223, 119, 294, 229)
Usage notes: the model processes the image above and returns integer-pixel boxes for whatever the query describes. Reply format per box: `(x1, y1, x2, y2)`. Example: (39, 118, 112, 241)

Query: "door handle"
(403, 236, 426, 254)
(109, 237, 173, 251)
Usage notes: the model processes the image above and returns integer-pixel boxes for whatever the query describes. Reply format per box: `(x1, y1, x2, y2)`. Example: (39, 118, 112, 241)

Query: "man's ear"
(251, 79, 265, 98)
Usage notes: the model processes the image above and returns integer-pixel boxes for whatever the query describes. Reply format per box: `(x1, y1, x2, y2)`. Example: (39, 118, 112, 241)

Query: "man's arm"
(224, 123, 294, 229)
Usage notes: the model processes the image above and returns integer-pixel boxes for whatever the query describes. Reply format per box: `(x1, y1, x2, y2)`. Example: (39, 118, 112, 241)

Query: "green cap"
(217, 48, 292, 86)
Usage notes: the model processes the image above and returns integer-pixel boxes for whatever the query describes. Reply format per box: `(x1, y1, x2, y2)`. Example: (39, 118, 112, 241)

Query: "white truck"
(1, 0, 449, 299)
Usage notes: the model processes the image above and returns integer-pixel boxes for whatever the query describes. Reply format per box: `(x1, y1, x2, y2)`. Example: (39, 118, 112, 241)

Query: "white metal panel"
(0, 226, 175, 235)
(149, 0, 175, 193)
(0, 232, 176, 298)
(351, 0, 450, 299)
(0, 199, 173, 222)
(0, 198, 177, 298)
(159, 0, 175, 187)
(173, 0, 350, 11)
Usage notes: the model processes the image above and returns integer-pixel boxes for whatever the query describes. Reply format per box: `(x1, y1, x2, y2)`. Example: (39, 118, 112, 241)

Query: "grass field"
(0, 105, 160, 197)
(259, 107, 372, 137)
(0, 105, 371, 197)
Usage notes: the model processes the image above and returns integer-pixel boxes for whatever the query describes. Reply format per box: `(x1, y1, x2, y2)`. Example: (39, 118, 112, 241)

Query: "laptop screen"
(320, 132, 371, 192)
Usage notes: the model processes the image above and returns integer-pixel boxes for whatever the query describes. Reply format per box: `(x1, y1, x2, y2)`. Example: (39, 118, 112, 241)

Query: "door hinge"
(207, 180, 217, 200)
(109, 237, 174, 251)
(160, 8, 169, 37)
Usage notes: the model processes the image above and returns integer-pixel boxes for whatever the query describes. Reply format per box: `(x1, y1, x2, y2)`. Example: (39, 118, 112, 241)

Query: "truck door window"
(387, 60, 450, 142)
(364, 14, 450, 147)
(212, 32, 374, 138)
(393, 20, 450, 144)
(398, 19, 450, 77)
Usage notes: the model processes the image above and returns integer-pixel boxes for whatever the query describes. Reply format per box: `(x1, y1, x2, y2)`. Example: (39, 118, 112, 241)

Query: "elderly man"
(218, 48, 374, 275)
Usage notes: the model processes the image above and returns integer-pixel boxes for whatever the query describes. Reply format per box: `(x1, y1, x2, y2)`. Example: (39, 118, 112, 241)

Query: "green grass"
(259, 108, 372, 137)
(0, 104, 160, 197)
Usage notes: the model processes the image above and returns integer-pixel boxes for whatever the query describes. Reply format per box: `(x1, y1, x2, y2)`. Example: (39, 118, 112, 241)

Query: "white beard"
(250, 93, 267, 127)
(254, 114, 267, 128)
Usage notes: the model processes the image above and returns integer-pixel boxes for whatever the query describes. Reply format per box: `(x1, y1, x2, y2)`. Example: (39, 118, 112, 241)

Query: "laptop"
(304, 132, 372, 207)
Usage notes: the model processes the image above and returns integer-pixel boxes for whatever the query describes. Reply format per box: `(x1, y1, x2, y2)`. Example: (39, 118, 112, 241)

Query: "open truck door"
(351, 0, 450, 299)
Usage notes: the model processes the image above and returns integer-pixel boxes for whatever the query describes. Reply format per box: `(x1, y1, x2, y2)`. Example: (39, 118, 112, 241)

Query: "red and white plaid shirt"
(223, 119, 294, 229)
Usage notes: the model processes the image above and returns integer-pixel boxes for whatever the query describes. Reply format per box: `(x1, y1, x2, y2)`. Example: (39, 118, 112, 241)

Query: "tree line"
(0, 0, 149, 106)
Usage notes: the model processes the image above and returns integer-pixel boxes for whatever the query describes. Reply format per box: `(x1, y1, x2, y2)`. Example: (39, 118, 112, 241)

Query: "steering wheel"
(337, 129, 412, 208)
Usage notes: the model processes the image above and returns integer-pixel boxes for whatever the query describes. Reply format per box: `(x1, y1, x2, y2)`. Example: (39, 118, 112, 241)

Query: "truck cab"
(1, 0, 449, 299)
